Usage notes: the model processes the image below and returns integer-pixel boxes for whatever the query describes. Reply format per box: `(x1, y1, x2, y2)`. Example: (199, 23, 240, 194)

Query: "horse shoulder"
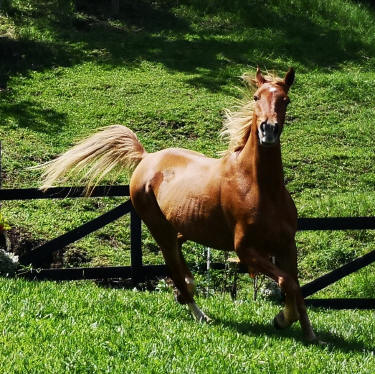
(218, 157, 297, 253)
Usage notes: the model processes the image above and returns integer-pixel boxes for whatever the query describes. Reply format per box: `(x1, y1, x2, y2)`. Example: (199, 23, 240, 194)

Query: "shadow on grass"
(60, 2, 375, 92)
(0, 36, 84, 89)
(1, 0, 374, 91)
(215, 315, 375, 353)
(1, 0, 374, 135)
(0, 36, 74, 135)
(0, 90, 67, 134)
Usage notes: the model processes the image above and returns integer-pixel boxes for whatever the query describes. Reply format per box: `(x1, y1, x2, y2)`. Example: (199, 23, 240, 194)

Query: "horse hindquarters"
(130, 167, 210, 322)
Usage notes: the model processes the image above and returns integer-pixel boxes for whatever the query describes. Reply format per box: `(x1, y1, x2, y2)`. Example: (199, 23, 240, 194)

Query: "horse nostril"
(273, 123, 279, 135)
(260, 122, 266, 133)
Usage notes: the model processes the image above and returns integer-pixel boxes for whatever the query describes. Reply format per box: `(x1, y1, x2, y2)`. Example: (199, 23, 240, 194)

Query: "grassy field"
(1, 0, 375, 371)
(0, 278, 374, 374)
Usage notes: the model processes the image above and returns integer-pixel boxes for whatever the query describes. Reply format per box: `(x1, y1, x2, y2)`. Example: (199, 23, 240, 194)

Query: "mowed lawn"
(0, 278, 374, 374)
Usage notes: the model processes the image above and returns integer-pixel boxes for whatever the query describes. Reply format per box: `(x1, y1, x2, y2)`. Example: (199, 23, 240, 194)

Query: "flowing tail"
(40, 125, 146, 192)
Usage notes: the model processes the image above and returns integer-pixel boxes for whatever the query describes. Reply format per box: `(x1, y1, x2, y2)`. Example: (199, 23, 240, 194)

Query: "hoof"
(304, 335, 327, 346)
(188, 302, 212, 323)
(198, 313, 212, 324)
(193, 308, 212, 324)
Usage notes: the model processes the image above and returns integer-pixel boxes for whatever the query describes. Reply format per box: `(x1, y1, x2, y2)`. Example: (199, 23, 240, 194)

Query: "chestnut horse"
(40, 68, 318, 343)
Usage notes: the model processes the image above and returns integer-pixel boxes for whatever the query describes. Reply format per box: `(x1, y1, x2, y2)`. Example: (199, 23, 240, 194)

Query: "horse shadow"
(213, 315, 375, 354)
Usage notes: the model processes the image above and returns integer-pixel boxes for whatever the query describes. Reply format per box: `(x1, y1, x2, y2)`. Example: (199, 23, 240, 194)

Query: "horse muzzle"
(258, 122, 280, 146)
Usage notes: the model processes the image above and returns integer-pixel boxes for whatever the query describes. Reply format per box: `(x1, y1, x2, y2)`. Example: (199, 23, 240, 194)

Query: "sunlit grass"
(0, 278, 374, 373)
(1, 1, 375, 372)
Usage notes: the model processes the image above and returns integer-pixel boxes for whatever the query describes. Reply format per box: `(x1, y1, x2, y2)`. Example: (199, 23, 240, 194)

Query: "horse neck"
(238, 114, 284, 192)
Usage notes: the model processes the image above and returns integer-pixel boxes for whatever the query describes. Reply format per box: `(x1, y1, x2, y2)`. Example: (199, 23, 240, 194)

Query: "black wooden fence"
(1, 184, 375, 309)
(0, 185, 166, 282)
(1, 148, 375, 309)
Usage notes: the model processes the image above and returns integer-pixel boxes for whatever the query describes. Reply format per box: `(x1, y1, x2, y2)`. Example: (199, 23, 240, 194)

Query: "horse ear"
(284, 68, 295, 88)
(255, 67, 266, 87)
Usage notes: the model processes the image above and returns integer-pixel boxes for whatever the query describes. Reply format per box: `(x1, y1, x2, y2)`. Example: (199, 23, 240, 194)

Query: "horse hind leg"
(131, 185, 210, 322)
(162, 235, 210, 323)
(144, 219, 210, 322)
(173, 235, 196, 303)
(176, 236, 211, 323)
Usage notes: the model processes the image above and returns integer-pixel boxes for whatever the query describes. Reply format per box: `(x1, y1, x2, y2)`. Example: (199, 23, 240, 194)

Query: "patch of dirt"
(159, 120, 186, 129)
(6, 227, 64, 268)
(63, 247, 89, 267)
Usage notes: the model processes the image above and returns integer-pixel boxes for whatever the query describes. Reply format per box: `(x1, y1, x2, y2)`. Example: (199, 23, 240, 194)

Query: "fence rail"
(297, 217, 375, 231)
(0, 185, 130, 200)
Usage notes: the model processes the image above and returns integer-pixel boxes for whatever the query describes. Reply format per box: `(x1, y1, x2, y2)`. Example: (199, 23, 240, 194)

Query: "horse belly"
(158, 187, 233, 251)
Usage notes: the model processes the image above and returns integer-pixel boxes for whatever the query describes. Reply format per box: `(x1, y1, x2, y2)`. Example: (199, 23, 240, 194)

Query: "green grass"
(0, 278, 374, 374)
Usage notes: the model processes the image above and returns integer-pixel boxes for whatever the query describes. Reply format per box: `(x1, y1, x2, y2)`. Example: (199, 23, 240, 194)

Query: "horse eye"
(254, 95, 259, 101)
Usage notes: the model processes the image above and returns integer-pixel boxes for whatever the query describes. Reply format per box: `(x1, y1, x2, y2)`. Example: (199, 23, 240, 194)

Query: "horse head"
(253, 67, 295, 146)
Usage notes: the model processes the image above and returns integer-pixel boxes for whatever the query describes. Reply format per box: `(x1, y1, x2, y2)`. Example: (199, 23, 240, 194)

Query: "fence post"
(111, 0, 119, 15)
(130, 205, 143, 283)
(0, 140, 2, 190)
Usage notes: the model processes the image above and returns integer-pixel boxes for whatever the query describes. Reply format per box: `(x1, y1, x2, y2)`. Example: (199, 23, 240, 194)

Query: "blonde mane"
(220, 72, 285, 154)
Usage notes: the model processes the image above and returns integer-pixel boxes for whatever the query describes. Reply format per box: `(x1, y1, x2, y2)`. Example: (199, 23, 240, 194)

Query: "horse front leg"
(276, 247, 318, 343)
(236, 246, 318, 343)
